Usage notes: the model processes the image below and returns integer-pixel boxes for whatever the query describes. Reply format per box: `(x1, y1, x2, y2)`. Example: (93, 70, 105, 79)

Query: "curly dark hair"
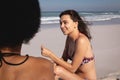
(0, 0, 41, 47)
(59, 10, 91, 40)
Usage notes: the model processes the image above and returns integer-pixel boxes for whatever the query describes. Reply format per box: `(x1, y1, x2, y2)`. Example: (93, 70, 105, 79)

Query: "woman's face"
(60, 15, 77, 35)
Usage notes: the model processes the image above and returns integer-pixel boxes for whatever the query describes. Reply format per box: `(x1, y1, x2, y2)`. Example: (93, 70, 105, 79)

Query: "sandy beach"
(21, 18, 120, 79)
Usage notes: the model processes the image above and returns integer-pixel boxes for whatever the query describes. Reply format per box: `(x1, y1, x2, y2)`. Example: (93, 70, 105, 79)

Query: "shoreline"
(98, 71, 120, 80)
(22, 19, 120, 79)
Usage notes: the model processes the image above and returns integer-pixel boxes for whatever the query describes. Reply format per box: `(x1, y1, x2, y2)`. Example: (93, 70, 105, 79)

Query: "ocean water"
(41, 11, 120, 25)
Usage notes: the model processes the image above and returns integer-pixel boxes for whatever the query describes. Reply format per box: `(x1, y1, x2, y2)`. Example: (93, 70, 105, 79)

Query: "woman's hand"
(41, 45, 52, 57)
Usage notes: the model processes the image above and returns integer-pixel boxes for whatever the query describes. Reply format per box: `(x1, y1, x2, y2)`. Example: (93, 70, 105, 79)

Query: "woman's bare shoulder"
(27, 56, 53, 66)
(76, 34, 88, 43)
(19, 56, 54, 79)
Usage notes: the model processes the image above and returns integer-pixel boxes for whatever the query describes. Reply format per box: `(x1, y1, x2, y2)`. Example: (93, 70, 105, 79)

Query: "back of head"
(0, 0, 41, 47)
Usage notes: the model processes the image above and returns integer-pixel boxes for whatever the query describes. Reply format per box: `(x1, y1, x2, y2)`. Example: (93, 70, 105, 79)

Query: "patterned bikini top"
(0, 51, 29, 67)
(67, 52, 94, 66)
(66, 36, 94, 66)
(66, 44, 94, 67)
(80, 56, 94, 66)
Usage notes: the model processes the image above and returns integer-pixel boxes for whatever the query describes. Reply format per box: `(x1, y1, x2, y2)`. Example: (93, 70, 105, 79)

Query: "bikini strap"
(0, 51, 29, 67)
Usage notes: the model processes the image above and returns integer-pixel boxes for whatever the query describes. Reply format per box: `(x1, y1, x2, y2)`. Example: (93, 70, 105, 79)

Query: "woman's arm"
(41, 36, 89, 73)
(41, 46, 73, 71)
(41, 45, 71, 67)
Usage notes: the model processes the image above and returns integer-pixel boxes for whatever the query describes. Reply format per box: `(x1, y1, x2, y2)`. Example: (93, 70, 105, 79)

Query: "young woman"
(41, 10, 97, 80)
(0, 0, 54, 80)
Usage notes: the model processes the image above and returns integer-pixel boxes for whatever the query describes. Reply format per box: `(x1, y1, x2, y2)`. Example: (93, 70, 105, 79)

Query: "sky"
(39, 0, 120, 11)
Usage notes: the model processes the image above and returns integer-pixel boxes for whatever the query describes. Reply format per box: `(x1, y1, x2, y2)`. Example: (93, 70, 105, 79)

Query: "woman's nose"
(60, 23, 64, 28)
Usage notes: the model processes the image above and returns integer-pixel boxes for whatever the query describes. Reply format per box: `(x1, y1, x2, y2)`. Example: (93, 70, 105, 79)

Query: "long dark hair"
(59, 10, 91, 40)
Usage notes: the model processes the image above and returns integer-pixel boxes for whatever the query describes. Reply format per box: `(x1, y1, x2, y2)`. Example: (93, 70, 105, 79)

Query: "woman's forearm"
(41, 46, 75, 72)
(48, 51, 74, 73)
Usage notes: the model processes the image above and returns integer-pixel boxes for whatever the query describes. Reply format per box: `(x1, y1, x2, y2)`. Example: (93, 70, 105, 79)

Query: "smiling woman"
(41, 9, 97, 80)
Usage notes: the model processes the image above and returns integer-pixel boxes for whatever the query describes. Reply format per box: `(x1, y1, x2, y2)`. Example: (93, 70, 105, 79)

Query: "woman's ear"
(74, 21, 78, 29)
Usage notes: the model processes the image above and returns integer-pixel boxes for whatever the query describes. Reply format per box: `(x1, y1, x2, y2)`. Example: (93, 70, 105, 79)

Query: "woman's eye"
(64, 21, 67, 24)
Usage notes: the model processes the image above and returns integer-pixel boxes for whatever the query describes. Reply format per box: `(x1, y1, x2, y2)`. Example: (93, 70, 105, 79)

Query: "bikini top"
(67, 52, 94, 66)
(80, 56, 94, 66)
(0, 51, 29, 67)
(66, 36, 94, 66)
(66, 44, 94, 66)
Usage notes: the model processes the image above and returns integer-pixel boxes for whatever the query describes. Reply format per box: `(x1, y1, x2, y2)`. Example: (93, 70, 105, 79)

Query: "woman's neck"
(68, 29, 80, 41)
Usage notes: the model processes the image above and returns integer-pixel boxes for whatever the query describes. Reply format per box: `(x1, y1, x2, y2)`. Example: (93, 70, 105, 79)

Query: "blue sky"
(39, 0, 120, 11)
